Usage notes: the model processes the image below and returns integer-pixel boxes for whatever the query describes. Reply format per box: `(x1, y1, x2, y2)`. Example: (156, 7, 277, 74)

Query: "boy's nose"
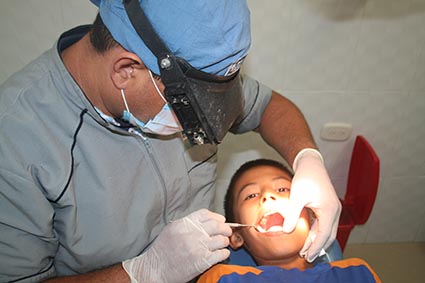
(261, 192, 276, 203)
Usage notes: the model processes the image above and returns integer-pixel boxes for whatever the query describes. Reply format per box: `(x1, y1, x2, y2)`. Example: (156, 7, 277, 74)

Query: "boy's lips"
(256, 211, 285, 233)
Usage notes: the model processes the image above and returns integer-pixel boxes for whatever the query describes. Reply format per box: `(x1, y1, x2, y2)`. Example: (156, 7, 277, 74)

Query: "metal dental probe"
(226, 223, 257, 228)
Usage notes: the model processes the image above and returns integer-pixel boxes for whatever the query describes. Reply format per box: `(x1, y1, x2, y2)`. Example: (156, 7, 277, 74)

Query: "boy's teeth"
(267, 226, 283, 232)
(256, 225, 283, 233)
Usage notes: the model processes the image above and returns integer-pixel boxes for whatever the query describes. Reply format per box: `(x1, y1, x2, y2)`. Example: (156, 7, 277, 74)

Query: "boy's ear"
(229, 231, 244, 250)
(110, 52, 143, 89)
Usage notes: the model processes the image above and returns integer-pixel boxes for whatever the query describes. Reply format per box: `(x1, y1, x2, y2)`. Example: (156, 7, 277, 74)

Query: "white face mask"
(121, 71, 182, 135)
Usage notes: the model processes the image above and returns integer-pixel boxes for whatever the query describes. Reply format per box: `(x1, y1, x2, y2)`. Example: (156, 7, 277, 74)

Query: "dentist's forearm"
(257, 91, 317, 165)
(43, 264, 130, 283)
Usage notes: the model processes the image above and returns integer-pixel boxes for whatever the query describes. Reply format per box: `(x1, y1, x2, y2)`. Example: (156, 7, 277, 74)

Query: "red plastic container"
(337, 135, 380, 251)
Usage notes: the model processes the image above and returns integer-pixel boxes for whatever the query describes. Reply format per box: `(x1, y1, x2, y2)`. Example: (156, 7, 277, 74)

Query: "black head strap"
(122, 0, 237, 82)
(123, 0, 170, 59)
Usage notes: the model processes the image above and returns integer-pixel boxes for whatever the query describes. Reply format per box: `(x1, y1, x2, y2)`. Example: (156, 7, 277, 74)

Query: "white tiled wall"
(1, 0, 424, 244)
(0, 1, 97, 83)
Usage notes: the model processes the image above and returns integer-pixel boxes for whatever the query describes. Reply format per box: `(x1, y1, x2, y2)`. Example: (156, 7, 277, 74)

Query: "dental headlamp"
(123, 0, 244, 145)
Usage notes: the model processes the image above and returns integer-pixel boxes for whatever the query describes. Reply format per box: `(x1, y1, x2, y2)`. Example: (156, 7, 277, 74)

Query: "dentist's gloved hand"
(283, 148, 341, 262)
(122, 209, 232, 283)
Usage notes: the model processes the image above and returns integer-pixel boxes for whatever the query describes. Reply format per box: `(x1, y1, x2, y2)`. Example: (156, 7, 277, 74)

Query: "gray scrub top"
(0, 25, 272, 282)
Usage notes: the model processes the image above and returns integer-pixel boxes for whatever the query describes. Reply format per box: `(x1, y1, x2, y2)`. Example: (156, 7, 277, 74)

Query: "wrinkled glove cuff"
(293, 148, 324, 171)
(122, 260, 139, 283)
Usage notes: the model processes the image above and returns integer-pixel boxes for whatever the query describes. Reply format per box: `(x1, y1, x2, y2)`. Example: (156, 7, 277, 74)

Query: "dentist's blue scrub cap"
(90, 0, 251, 76)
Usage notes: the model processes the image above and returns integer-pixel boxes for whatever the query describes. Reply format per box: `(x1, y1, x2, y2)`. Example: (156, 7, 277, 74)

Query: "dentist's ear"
(229, 231, 244, 249)
(110, 51, 143, 89)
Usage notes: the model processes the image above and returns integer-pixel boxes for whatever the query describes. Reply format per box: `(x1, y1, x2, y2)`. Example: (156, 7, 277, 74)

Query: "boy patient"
(197, 159, 381, 283)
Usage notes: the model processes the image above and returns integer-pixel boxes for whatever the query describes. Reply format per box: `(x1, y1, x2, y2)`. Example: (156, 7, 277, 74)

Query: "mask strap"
(148, 70, 167, 103)
(120, 89, 131, 112)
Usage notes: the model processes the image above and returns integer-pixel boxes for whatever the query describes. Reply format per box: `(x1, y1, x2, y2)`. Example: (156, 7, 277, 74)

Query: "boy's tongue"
(258, 212, 285, 232)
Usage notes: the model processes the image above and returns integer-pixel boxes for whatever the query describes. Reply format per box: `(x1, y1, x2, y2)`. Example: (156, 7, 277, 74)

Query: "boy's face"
(230, 165, 310, 265)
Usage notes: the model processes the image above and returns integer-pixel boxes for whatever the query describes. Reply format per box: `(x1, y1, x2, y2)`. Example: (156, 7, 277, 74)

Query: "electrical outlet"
(320, 123, 352, 141)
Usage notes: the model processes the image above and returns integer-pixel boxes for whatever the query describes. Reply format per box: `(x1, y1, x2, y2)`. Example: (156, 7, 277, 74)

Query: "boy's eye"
(244, 193, 258, 201)
(277, 187, 290, 193)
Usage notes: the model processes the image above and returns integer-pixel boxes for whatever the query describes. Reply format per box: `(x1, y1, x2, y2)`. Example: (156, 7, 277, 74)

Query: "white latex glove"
(283, 148, 341, 262)
(122, 209, 232, 283)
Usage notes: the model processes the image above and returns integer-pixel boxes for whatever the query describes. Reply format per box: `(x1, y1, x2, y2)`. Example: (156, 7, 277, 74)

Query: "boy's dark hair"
(224, 159, 293, 223)
(89, 14, 119, 53)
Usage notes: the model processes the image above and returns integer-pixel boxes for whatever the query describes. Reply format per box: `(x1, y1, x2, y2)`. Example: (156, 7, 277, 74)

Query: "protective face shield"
(123, 0, 244, 145)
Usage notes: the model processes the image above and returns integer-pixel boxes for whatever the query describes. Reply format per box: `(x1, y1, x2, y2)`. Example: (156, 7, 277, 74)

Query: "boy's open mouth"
(256, 212, 285, 233)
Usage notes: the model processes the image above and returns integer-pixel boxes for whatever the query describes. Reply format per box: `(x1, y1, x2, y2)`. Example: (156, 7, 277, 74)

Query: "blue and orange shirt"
(197, 258, 381, 283)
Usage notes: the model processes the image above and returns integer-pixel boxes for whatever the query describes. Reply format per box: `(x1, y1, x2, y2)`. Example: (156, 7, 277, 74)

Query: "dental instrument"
(226, 223, 257, 228)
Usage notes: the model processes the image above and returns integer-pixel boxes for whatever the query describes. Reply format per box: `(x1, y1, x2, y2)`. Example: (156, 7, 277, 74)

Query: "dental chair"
(337, 135, 380, 252)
